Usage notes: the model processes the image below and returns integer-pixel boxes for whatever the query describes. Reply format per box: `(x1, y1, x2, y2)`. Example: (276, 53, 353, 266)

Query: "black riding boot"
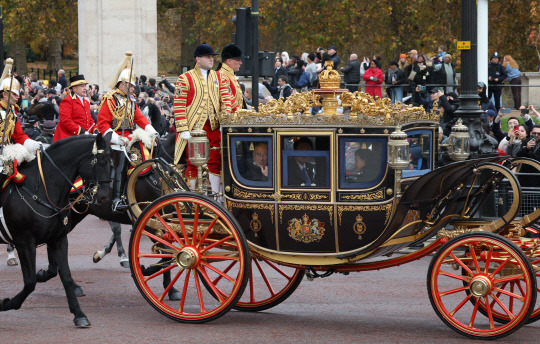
(111, 149, 128, 212)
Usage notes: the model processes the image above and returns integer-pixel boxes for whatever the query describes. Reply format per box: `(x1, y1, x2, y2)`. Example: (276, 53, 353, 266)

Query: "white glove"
(144, 124, 159, 138)
(23, 139, 41, 154)
(180, 131, 192, 140)
(369, 76, 376, 81)
(110, 132, 127, 146)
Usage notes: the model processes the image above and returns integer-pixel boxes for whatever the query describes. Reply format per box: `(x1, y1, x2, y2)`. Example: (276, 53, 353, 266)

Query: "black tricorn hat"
(194, 43, 219, 58)
(69, 74, 88, 88)
(221, 44, 243, 60)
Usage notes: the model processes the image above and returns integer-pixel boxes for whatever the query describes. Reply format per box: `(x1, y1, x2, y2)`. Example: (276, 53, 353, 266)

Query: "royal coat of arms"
(287, 214, 325, 243)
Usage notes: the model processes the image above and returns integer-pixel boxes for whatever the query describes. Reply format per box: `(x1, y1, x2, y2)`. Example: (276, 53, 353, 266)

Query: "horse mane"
(46, 135, 96, 155)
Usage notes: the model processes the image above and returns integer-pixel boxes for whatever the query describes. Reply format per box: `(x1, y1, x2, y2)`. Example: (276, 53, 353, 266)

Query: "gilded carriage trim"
(226, 199, 275, 224)
(340, 189, 385, 201)
(280, 192, 330, 201)
(337, 203, 392, 226)
(278, 204, 333, 226)
(287, 214, 326, 243)
(232, 186, 274, 200)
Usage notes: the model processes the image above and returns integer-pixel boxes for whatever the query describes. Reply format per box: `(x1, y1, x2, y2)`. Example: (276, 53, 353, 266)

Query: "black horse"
(0, 133, 112, 327)
(36, 133, 183, 299)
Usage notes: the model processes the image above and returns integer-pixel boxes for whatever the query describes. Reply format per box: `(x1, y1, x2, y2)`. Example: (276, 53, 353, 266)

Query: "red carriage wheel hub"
(176, 247, 200, 269)
(469, 275, 493, 298)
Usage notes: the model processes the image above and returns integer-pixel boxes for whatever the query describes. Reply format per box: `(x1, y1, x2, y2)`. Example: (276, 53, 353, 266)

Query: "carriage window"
(282, 136, 330, 188)
(230, 136, 273, 187)
(402, 130, 432, 178)
(340, 137, 386, 189)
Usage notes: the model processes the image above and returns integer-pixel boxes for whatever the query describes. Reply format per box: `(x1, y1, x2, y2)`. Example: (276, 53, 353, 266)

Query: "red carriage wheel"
(234, 258, 304, 311)
(129, 192, 250, 323)
(427, 232, 536, 339)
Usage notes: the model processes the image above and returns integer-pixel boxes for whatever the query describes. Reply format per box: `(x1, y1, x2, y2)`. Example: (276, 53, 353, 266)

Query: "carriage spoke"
(192, 204, 200, 245)
(439, 285, 470, 297)
(193, 271, 206, 313)
(211, 260, 237, 285)
(159, 268, 184, 302)
(196, 216, 218, 250)
(484, 296, 495, 329)
(200, 261, 236, 283)
(200, 235, 234, 253)
(201, 254, 240, 261)
(492, 286, 524, 301)
(468, 244, 481, 273)
(138, 253, 175, 259)
(490, 258, 512, 278)
(450, 252, 475, 276)
(438, 270, 472, 283)
(144, 262, 177, 283)
(142, 229, 181, 252)
(468, 296, 481, 327)
(197, 267, 226, 302)
(175, 202, 190, 245)
(484, 246, 494, 274)
(179, 269, 191, 313)
(155, 212, 186, 247)
(262, 258, 295, 281)
(449, 293, 473, 316)
(253, 258, 276, 296)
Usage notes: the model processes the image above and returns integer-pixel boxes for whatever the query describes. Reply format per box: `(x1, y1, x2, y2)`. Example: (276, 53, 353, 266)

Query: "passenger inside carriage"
(345, 149, 378, 183)
(243, 142, 269, 181)
(285, 137, 328, 187)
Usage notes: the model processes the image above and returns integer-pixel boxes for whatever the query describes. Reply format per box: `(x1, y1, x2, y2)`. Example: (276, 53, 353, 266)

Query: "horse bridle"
(36, 142, 111, 211)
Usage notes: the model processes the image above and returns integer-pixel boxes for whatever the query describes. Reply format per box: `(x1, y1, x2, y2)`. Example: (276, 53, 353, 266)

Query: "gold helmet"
(0, 58, 21, 96)
(108, 51, 137, 89)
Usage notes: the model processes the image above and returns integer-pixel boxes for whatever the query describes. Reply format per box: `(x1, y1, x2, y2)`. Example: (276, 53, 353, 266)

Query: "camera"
(419, 85, 426, 92)
(521, 108, 528, 115)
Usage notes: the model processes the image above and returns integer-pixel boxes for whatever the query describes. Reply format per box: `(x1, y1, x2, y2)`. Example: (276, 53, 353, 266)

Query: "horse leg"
(110, 221, 129, 268)
(6, 244, 18, 266)
(92, 222, 117, 263)
(163, 269, 181, 300)
(36, 245, 86, 297)
(48, 235, 90, 327)
(0, 243, 37, 311)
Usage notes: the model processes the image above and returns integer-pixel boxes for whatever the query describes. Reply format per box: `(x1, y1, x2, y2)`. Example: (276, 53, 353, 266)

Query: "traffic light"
(232, 7, 253, 76)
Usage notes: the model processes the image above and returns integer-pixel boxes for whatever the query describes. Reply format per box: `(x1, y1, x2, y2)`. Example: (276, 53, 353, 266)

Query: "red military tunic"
(53, 92, 96, 142)
(97, 88, 150, 139)
(0, 100, 30, 145)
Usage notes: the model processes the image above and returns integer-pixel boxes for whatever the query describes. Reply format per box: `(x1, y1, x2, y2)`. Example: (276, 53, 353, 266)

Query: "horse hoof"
(74, 286, 86, 297)
(1, 298, 11, 311)
(6, 258, 18, 266)
(169, 290, 182, 301)
(73, 317, 91, 328)
(93, 250, 104, 263)
(120, 260, 129, 269)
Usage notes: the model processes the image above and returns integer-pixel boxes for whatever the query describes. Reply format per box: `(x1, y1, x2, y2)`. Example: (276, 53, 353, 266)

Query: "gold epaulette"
(97, 89, 120, 114)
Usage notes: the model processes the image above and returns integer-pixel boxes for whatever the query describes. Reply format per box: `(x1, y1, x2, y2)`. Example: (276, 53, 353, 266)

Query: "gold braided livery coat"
(173, 66, 232, 164)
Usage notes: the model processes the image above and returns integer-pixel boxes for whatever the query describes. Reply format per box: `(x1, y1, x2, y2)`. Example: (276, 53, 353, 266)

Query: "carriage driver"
(0, 58, 41, 186)
(173, 43, 233, 195)
(97, 51, 159, 211)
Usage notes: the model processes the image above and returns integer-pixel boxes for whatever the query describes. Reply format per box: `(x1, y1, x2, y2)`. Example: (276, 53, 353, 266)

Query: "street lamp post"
(454, 0, 497, 158)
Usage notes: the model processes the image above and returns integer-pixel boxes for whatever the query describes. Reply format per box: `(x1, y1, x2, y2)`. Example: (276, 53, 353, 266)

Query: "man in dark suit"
(244, 142, 269, 181)
(287, 137, 326, 187)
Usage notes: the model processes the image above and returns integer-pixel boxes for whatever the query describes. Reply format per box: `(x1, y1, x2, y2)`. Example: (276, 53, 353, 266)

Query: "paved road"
(1, 216, 539, 343)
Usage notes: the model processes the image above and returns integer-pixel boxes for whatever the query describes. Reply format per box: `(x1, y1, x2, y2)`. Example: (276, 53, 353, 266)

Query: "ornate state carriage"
(126, 64, 540, 340)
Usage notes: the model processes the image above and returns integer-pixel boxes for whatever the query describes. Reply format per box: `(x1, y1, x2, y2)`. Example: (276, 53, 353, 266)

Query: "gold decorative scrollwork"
(226, 200, 275, 224)
(437, 226, 486, 239)
(278, 204, 333, 226)
(340, 189, 384, 201)
(232, 186, 273, 200)
(337, 204, 392, 226)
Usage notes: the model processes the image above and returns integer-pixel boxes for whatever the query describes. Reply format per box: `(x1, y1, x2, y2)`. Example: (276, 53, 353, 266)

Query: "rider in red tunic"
(97, 51, 158, 211)
(53, 75, 96, 142)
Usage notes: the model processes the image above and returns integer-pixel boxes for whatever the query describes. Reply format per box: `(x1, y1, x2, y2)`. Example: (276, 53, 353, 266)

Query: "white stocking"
(208, 173, 223, 203)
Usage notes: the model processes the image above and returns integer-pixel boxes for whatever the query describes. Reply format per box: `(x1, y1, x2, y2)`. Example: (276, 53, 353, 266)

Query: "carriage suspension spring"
(305, 266, 335, 281)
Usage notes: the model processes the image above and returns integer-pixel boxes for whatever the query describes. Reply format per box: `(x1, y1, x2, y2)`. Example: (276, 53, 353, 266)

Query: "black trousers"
(488, 86, 502, 111)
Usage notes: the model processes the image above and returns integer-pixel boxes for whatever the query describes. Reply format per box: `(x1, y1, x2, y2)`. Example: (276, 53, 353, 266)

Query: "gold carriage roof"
(220, 90, 441, 127)
(220, 62, 441, 127)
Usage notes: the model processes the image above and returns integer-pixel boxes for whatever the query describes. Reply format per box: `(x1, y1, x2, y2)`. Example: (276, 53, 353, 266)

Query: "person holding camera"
(492, 106, 534, 147)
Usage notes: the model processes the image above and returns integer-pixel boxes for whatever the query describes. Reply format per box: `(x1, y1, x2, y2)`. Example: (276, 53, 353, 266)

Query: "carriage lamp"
(387, 126, 410, 170)
(187, 124, 210, 193)
(448, 118, 470, 161)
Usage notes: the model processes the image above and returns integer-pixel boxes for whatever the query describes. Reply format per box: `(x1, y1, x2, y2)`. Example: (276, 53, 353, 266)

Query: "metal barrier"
(28, 68, 78, 81)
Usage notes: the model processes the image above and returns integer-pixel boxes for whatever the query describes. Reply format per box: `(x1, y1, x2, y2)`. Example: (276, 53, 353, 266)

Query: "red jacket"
(1, 102, 29, 145)
(97, 89, 149, 138)
(363, 67, 384, 98)
(53, 93, 96, 142)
